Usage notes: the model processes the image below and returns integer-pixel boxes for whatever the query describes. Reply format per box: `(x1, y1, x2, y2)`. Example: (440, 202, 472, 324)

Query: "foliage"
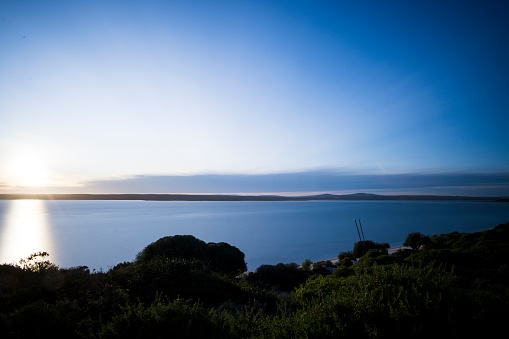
(107, 257, 252, 308)
(17, 251, 58, 273)
(293, 274, 345, 300)
(135, 235, 247, 277)
(136, 235, 208, 263)
(338, 250, 354, 260)
(1, 224, 508, 338)
(98, 296, 228, 338)
(301, 259, 312, 271)
(340, 257, 353, 267)
(404, 232, 431, 250)
(246, 263, 308, 292)
(338, 250, 354, 266)
(254, 263, 461, 338)
(357, 250, 403, 267)
(393, 248, 416, 258)
(205, 242, 247, 277)
(352, 240, 390, 258)
(332, 265, 355, 278)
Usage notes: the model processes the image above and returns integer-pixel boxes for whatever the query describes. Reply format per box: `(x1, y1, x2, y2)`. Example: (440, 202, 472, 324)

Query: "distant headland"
(0, 193, 504, 202)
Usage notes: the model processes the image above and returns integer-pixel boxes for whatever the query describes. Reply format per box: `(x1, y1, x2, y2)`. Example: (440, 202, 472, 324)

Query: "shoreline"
(0, 193, 501, 202)
(320, 245, 412, 265)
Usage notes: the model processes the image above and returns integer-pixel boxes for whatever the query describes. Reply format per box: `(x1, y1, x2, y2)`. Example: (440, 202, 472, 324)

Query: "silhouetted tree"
(404, 232, 430, 250)
(301, 259, 312, 271)
(205, 242, 247, 276)
(136, 235, 207, 263)
(338, 251, 354, 260)
(353, 240, 390, 258)
(135, 235, 247, 278)
(248, 263, 308, 291)
(340, 257, 353, 267)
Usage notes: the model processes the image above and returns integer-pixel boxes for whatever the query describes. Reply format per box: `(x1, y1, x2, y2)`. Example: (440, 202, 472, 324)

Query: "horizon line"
(0, 192, 506, 201)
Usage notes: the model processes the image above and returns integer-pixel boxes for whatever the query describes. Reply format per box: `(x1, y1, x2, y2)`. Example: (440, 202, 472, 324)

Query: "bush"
(1, 225, 508, 338)
(338, 251, 354, 260)
(340, 257, 353, 267)
(353, 240, 390, 258)
(205, 242, 247, 277)
(7, 299, 82, 338)
(255, 263, 462, 338)
(135, 235, 247, 277)
(247, 263, 309, 292)
(404, 232, 431, 250)
(393, 248, 416, 258)
(98, 297, 228, 338)
(301, 259, 312, 271)
(332, 265, 355, 278)
(136, 235, 208, 263)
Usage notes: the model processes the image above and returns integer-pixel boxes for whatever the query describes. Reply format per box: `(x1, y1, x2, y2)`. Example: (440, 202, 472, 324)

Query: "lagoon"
(1, 200, 509, 271)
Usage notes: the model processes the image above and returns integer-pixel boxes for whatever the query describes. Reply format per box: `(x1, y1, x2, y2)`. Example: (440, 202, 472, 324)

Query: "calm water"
(1, 200, 509, 271)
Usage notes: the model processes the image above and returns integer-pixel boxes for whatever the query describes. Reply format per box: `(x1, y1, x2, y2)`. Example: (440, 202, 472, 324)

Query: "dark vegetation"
(1, 224, 508, 338)
(403, 232, 431, 250)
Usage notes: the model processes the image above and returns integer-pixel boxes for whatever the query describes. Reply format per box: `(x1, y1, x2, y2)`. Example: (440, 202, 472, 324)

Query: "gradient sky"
(1, 0, 508, 195)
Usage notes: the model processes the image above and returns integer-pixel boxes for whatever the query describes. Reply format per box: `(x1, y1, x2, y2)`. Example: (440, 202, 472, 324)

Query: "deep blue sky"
(1, 1, 508, 195)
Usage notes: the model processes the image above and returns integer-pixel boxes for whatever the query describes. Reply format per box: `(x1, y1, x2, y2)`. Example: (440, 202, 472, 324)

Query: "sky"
(1, 0, 508, 196)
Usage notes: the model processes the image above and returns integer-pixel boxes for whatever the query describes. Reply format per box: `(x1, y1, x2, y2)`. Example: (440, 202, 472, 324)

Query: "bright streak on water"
(1, 200, 509, 271)
(0, 200, 55, 265)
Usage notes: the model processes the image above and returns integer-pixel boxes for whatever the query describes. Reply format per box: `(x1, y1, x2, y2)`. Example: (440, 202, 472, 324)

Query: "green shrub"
(353, 240, 390, 258)
(98, 297, 227, 339)
(404, 232, 430, 250)
(246, 263, 309, 292)
(258, 263, 459, 338)
(136, 235, 208, 263)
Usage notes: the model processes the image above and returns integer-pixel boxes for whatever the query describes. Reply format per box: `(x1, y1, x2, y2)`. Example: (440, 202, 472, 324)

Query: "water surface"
(1, 200, 508, 270)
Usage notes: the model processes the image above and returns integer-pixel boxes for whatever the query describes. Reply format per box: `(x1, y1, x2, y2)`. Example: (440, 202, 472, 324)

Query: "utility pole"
(354, 219, 362, 243)
(354, 219, 367, 254)
(358, 219, 366, 243)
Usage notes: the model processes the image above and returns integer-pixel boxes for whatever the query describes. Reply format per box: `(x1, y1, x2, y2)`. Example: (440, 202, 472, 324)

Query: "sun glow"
(0, 199, 54, 265)
(9, 156, 50, 187)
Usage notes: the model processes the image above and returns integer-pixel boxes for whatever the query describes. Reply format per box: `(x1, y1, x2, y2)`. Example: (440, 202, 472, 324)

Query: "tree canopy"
(403, 232, 430, 250)
(205, 242, 247, 276)
(352, 240, 390, 258)
(136, 235, 246, 277)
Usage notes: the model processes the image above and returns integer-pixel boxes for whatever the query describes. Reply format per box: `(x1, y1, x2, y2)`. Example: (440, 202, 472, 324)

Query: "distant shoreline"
(0, 193, 504, 202)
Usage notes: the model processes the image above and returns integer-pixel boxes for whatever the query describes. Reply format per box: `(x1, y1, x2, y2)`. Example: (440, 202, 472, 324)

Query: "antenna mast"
(358, 219, 367, 243)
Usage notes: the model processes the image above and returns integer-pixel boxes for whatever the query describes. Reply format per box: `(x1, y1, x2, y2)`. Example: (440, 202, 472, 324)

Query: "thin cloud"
(70, 170, 509, 197)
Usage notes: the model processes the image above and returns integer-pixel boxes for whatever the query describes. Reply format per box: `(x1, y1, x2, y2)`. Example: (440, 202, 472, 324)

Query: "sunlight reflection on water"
(0, 200, 55, 265)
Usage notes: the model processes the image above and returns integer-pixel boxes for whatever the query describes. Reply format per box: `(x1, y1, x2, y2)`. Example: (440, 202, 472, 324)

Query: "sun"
(9, 156, 50, 187)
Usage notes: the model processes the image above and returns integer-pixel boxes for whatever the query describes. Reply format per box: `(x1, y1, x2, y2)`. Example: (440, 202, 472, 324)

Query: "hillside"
(1, 223, 508, 337)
